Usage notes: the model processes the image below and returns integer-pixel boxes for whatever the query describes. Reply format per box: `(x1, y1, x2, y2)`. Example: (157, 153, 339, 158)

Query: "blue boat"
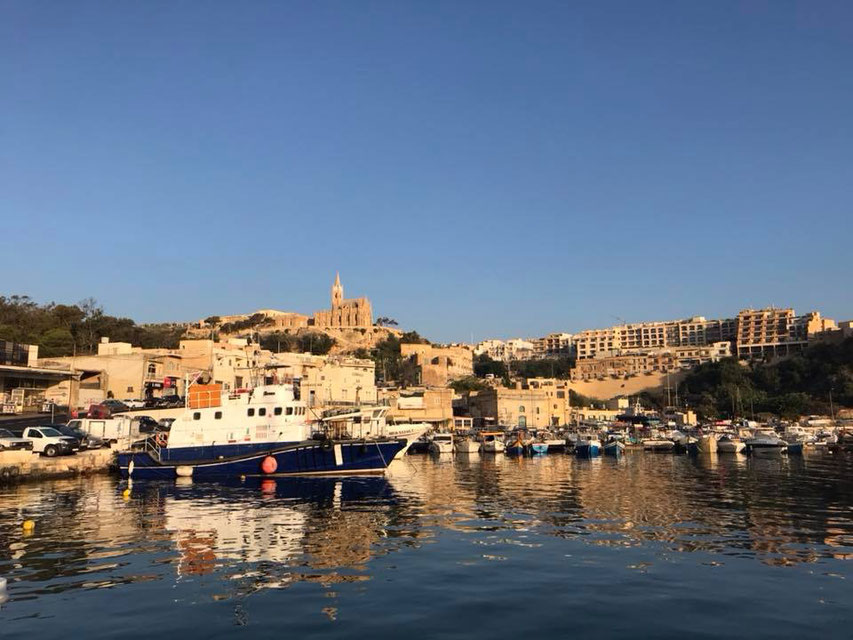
(575, 438, 601, 458)
(603, 441, 624, 457)
(117, 381, 406, 480)
(505, 442, 526, 456)
(529, 442, 549, 455)
(786, 442, 804, 455)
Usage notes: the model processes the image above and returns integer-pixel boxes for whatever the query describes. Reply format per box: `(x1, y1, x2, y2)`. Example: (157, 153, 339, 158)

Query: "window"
(248, 408, 255, 417)
(193, 412, 201, 420)
(215, 411, 222, 419)
(259, 408, 266, 417)
(274, 407, 282, 416)
(519, 406, 525, 413)
(286, 407, 293, 415)
(127, 386, 134, 393)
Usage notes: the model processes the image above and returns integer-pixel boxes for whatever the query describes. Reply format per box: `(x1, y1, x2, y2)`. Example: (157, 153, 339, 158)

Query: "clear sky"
(2, 1, 851, 343)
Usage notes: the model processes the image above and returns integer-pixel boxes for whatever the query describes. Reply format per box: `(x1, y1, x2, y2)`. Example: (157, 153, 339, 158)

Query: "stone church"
(312, 273, 373, 328)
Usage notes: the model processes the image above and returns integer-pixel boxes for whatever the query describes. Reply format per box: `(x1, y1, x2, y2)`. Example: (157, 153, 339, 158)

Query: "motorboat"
(716, 435, 745, 454)
(322, 406, 430, 460)
(643, 439, 675, 452)
(505, 434, 526, 456)
(744, 431, 788, 455)
(118, 380, 406, 480)
(428, 433, 454, 455)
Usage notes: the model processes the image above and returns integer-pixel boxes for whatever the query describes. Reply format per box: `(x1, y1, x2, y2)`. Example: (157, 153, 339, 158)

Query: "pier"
(0, 449, 114, 484)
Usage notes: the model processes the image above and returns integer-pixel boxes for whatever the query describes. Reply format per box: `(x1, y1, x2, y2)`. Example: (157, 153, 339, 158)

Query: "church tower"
(331, 272, 343, 308)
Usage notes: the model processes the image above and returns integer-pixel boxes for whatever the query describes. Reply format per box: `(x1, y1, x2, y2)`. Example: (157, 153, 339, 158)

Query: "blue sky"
(2, 1, 851, 342)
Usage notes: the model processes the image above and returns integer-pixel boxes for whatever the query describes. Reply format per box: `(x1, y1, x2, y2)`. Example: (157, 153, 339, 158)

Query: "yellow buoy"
(122, 489, 131, 499)
(22, 520, 35, 531)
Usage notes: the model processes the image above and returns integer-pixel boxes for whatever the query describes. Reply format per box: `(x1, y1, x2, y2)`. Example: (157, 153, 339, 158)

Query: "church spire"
(331, 272, 343, 307)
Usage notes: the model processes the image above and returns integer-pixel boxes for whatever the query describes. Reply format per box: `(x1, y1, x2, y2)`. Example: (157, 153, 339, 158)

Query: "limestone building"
(313, 273, 373, 328)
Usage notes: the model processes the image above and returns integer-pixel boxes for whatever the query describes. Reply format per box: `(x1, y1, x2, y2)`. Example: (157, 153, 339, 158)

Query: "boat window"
(286, 407, 293, 415)
(259, 408, 266, 416)
(248, 408, 255, 417)
(274, 407, 282, 416)
(215, 411, 222, 419)
(193, 412, 201, 420)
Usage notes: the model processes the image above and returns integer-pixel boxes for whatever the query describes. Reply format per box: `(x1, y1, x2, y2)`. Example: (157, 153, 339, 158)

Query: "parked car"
(136, 416, 161, 434)
(0, 429, 34, 452)
(101, 399, 130, 413)
(56, 424, 105, 450)
(21, 426, 78, 457)
(121, 399, 146, 409)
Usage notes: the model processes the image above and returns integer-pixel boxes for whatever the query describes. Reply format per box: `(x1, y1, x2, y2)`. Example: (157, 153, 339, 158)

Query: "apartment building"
(735, 308, 837, 359)
(574, 316, 737, 360)
(571, 342, 731, 381)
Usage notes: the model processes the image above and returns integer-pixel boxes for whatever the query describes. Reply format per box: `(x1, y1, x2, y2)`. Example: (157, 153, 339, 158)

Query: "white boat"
(716, 435, 745, 454)
(745, 430, 788, 455)
(454, 437, 480, 454)
(479, 432, 506, 454)
(643, 439, 675, 452)
(429, 433, 454, 454)
(322, 407, 430, 460)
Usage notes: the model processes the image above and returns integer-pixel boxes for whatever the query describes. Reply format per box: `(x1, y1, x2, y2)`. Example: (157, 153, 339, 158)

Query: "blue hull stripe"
(118, 439, 405, 480)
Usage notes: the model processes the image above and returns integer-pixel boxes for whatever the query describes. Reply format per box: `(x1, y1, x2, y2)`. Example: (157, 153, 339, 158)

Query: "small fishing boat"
(479, 432, 506, 454)
(603, 440, 624, 457)
(697, 434, 718, 454)
(575, 435, 601, 458)
(505, 435, 526, 456)
(528, 442, 549, 455)
(454, 436, 480, 454)
(428, 433, 454, 455)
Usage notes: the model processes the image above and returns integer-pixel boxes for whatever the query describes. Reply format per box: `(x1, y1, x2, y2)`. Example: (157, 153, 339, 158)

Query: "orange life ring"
(155, 432, 168, 447)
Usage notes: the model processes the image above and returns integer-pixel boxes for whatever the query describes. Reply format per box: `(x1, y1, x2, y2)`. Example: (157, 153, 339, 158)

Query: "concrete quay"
(0, 449, 115, 484)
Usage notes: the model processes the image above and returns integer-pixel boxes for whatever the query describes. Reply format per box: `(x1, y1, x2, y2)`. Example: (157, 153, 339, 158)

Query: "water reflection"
(1, 450, 852, 611)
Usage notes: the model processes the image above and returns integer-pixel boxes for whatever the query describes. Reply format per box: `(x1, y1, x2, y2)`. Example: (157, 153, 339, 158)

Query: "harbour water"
(2, 451, 852, 638)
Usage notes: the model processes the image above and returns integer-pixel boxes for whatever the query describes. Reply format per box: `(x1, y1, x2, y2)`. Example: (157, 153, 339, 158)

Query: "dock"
(0, 449, 115, 484)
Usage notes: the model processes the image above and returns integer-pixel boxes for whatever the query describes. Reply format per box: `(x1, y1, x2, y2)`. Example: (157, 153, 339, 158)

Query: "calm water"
(1, 451, 852, 638)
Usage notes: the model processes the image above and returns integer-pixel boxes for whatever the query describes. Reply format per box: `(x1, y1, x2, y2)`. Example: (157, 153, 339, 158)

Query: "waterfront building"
(400, 343, 473, 387)
(379, 387, 454, 431)
(0, 341, 79, 412)
(466, 380, 570, 429)
(535, 332, 574, 358)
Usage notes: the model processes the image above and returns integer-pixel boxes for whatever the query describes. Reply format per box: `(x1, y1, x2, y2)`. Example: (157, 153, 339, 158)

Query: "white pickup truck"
(21, 426, 78, 457)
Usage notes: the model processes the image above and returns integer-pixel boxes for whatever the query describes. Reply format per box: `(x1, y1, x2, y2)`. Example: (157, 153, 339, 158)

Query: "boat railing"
(143, 436, 162, 461)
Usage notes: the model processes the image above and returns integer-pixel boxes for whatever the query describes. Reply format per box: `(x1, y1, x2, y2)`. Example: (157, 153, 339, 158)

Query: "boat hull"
(603, 442, 623, 457)
(118, 439, 406, 480)
(506, 444, 525, 456)
(529, 443, 548, 455)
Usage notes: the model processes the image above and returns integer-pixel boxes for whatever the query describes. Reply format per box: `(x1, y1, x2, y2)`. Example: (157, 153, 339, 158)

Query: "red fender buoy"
(261, 456, 278, 474)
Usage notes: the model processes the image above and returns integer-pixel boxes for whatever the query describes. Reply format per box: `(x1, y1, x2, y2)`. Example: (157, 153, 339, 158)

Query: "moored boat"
(428, 433, 454, 455)
(575, 436, 601, 458)
(745, 431, 788, 455)
(118, 380, 405, 480)
(479, 432, 506, 454)
(716, 435, 745, 454)
(603, 440, 624, 457)
(454, 436, 480, 454)
(528, 442, 548, 455)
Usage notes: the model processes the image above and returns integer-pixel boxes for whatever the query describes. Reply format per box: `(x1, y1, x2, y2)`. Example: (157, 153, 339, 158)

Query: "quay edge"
(0, 449, 116, 485)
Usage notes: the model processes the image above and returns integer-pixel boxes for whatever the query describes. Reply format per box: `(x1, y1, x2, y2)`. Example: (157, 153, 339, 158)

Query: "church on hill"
(312, 273, 373, 329)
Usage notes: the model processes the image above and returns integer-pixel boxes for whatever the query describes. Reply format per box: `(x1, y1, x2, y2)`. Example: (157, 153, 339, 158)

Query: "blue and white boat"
(603, 440, 624, 457)
(117, 381, 405, 480)
(575, 436, 601, 458)
(529, 442, 549, 455)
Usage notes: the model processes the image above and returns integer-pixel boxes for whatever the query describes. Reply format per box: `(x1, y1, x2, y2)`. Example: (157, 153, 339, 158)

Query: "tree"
(376, 316, 398, 327)
(449, 376, 489, 393)
(204, 316, 221, 326)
